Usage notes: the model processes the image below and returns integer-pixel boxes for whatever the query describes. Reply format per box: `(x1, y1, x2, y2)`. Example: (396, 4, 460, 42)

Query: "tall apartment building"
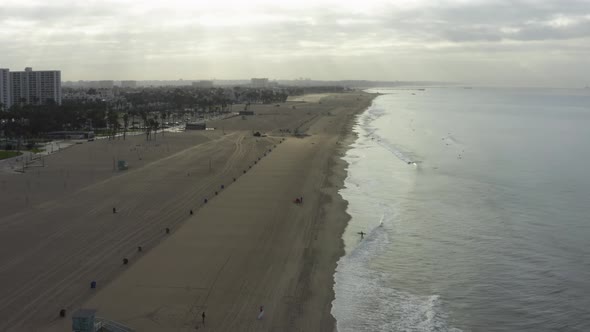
(0, 68, 10, 109)
(10, 67, 62, 106)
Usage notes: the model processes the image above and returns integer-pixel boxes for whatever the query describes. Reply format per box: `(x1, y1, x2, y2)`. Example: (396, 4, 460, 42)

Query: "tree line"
(1, 85, 345, 144)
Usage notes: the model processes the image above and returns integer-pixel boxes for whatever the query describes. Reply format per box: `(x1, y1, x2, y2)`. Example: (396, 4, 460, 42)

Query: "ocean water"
(332, 87, 590, 332)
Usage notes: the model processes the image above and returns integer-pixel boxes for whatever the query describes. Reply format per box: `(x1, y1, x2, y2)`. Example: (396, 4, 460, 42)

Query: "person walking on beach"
(202, 311, 206, 325)
(257, 305, 265, 320)
(358, 231, 365, 239)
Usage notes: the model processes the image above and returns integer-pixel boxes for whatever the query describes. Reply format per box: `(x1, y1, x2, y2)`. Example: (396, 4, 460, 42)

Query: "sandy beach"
(0, 92, 374, 331)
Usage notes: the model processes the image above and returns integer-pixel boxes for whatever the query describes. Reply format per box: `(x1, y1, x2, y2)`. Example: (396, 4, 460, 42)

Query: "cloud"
(0, 0, 589, 86)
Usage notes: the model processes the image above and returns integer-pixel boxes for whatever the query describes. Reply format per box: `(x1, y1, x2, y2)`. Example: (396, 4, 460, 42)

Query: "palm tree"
(106, 109, 119, 140)
(140, 110, 150, 140)
(151, 118, 160, 141)
(122, 112, 129, 140)
(159, 111, 166, 136)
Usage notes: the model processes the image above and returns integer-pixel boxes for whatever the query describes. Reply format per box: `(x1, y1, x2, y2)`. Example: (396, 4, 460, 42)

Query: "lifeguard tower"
(71, 308, 134, 331)
(72, 309, 96, 332)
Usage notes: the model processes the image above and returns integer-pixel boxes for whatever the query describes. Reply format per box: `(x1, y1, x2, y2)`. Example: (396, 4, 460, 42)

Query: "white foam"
(332, 213, 461, 332)
(352, 103, 420, 166)
(333, 101, 461, 332)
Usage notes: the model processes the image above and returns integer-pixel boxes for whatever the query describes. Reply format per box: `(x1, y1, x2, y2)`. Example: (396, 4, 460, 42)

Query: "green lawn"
(28, 147, 45, 153)
(0, 150, 23, 160)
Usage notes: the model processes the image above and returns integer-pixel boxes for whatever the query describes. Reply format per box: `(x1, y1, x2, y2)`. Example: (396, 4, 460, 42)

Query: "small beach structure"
(71, 309, 96, 332)
(72, 309, 135, 332)
(117, 160, 128, 171)
(185, 122, 206, 130)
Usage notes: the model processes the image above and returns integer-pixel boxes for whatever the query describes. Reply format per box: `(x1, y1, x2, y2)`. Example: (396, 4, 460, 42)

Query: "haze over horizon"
(2, 0, 590, 87)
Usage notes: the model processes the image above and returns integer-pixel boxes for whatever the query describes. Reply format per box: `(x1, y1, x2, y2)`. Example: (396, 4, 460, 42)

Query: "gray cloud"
(0, 0, 589, 86)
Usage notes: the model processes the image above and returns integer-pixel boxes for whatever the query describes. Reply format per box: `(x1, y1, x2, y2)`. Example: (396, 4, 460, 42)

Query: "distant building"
(251, 78, 269, 88)
(74, 80, 114, 89)
(9, 67, 62, 105)
(96, 80, 114, 89)
(192, 80, 214, 88)
(62, 87, 116, 102)
(121, 80, 137, 88)
(0, 68, 10, 109)
(185, 122, 207, 130)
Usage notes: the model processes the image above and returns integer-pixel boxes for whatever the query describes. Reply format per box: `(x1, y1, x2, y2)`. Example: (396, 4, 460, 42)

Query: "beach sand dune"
(0, 92, 374, 331)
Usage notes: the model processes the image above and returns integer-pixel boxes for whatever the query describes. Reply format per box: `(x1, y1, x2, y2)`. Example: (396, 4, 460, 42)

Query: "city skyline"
(2, 0, 590, 87)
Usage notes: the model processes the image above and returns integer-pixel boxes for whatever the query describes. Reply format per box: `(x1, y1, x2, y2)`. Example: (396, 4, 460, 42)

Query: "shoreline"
(293, 93, 373, 331)
(329, 117, 363, 330)
(315, 119, 363, 332)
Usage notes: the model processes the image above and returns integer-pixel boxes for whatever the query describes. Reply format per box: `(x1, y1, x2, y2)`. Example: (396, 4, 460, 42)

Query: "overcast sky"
(1, 0, 589, 86)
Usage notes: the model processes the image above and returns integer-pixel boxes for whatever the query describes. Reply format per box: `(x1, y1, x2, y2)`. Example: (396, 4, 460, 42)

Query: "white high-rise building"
(0, 68, 10, 110)
(10, 67, 62, 105)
